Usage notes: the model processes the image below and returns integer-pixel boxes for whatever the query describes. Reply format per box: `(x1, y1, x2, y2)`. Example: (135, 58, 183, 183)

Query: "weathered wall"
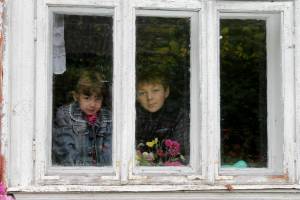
(3, 0, 300, 199)
(0, 0, 3, 135)
(0, 0, 4, 182)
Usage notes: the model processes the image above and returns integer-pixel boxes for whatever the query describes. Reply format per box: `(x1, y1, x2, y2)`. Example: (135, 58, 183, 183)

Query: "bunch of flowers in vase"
(136, 138, 185, 166)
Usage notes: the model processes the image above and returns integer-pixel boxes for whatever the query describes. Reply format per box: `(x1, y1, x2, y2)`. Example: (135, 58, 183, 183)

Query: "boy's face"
(137, 82, 169, 113)
(77, 94, 103, 115)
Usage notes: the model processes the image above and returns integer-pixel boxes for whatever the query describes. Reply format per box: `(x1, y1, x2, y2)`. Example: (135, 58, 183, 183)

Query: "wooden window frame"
(4, 0, 297, 193)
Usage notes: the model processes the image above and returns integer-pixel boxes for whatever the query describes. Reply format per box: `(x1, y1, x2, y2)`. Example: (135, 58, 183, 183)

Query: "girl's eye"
(138, 91, 146, 96)
(152, 89, 160, 92)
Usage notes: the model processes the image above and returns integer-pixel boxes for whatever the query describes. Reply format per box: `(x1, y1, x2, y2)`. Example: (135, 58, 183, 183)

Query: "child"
(52, 71, 112, 166)
(135, 69, 190, 162)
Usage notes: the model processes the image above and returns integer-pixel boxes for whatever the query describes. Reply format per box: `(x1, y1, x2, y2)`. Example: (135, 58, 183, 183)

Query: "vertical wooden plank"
(295, 0, 300, 184)
(0, 0, 5, 187)
(0, 0, 4, 156)
(281, 3, 295, 183)
(206, 0, 218, 185)
(199, 0, 209, 181)
(121, 0, 135, 183)
(35, 0, 48, 184)
(1, 0, 11, 188)
(7, 0, 35, 187)
(113, 0, 122, 181)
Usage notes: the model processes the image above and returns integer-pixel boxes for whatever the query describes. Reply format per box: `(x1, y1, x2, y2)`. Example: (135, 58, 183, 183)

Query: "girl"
(52, 71, 112, 166)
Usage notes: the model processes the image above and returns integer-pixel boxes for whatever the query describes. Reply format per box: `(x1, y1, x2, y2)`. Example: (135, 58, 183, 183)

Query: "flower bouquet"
(136, 138, 185, 166)
(0, 182, 14, 200)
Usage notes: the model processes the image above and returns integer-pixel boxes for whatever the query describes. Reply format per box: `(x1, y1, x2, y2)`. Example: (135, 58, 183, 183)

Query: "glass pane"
(220, 19, 267, 168)
(52, 14, 113, 166)
(135, 17, 190, 167)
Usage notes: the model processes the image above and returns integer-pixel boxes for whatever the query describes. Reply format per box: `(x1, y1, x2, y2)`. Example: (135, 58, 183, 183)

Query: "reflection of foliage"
(136, 17, 190, 106)
(220, 19, 267, 167)
(53, 15, 113, 111)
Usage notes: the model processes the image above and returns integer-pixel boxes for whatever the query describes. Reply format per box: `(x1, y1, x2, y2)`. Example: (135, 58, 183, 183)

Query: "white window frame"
(210, 1, 295, 184)
(128, 9, 203, 184)
(4, 0, 297, 193)
(218, 13, 283, 176)
(32, 0, 122, 185)
(297, 0, 300, 186)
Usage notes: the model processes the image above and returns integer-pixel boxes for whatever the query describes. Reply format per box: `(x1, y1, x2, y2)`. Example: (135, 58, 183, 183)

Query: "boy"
(52, 71, 112, 166)
(136, 69, 190, 162)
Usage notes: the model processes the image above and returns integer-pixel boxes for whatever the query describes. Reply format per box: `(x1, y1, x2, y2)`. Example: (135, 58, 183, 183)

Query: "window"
(213, 4, 294, 183)
(218, 13, 285, 180)
(135, 16, 191, 166)
(52, 14, 113, 167)
(6, 0, 296, 193)
(220, 19, 268, 169)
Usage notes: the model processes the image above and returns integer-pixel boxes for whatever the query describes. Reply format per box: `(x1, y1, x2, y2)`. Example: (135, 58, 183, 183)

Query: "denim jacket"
(52, 102, 112, 166)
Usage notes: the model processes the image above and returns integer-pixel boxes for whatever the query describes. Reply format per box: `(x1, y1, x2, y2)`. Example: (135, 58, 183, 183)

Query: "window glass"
(220, 19, 267, 168)
(135, 17, 190, 166)
(51, 14, 113, 166)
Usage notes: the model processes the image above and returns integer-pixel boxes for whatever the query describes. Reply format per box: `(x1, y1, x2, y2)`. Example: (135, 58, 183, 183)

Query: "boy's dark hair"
(136, 68, 170, 89)
(73, 70, 105, 98)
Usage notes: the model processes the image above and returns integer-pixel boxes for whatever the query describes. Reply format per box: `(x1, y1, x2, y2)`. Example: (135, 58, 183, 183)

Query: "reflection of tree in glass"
(53, 15, 113, 111)
(220, 19, 267, 168)
(136, 17, 190, 106)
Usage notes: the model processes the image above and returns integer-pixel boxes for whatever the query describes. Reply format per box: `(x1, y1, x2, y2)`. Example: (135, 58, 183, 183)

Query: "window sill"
(11, 187, 300, 200)
(8, 184, 300, 193)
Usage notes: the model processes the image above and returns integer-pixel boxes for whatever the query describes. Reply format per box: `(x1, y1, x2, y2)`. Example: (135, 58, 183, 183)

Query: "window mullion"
(9, 0, 36, 187)
(112, 0, 123, 181)
(296, 0, 300, 185)
(120, 0, 136, 184)
(281, 4, 295, 183)
(205, 0, 219, 185)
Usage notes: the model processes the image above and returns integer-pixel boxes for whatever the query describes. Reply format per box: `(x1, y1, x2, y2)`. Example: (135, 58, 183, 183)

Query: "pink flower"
(164, 139, 173, 147)
(164, 161, 182, 166)
(0, 182, 6, 195)
(86, 114, 97, 125)
(165, 140, 180, 157)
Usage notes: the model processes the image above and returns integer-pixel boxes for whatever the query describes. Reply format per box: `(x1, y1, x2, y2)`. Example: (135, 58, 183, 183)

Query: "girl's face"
(137, 83, 169, 113)
(77, 94, 103, 115)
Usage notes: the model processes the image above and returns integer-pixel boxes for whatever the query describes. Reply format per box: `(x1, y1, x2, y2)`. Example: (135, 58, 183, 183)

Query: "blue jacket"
(52, 102, 112, 166)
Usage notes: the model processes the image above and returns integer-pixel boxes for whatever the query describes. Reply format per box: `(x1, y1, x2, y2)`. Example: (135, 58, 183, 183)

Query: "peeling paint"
(269, 174, 289, 181)
(2, 0, 300, 198)
(0, 0, 4, 157)
(224, 184, 233, 191)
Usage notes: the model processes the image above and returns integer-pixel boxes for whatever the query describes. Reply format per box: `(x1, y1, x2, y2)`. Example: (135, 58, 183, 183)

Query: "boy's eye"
(152, 88, 160, 92)
(82, 95, 90, 100)
(96, 96, 103, 101)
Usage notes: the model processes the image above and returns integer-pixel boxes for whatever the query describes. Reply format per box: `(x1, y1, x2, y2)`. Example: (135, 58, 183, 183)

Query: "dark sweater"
(135, 101, 190, 161)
